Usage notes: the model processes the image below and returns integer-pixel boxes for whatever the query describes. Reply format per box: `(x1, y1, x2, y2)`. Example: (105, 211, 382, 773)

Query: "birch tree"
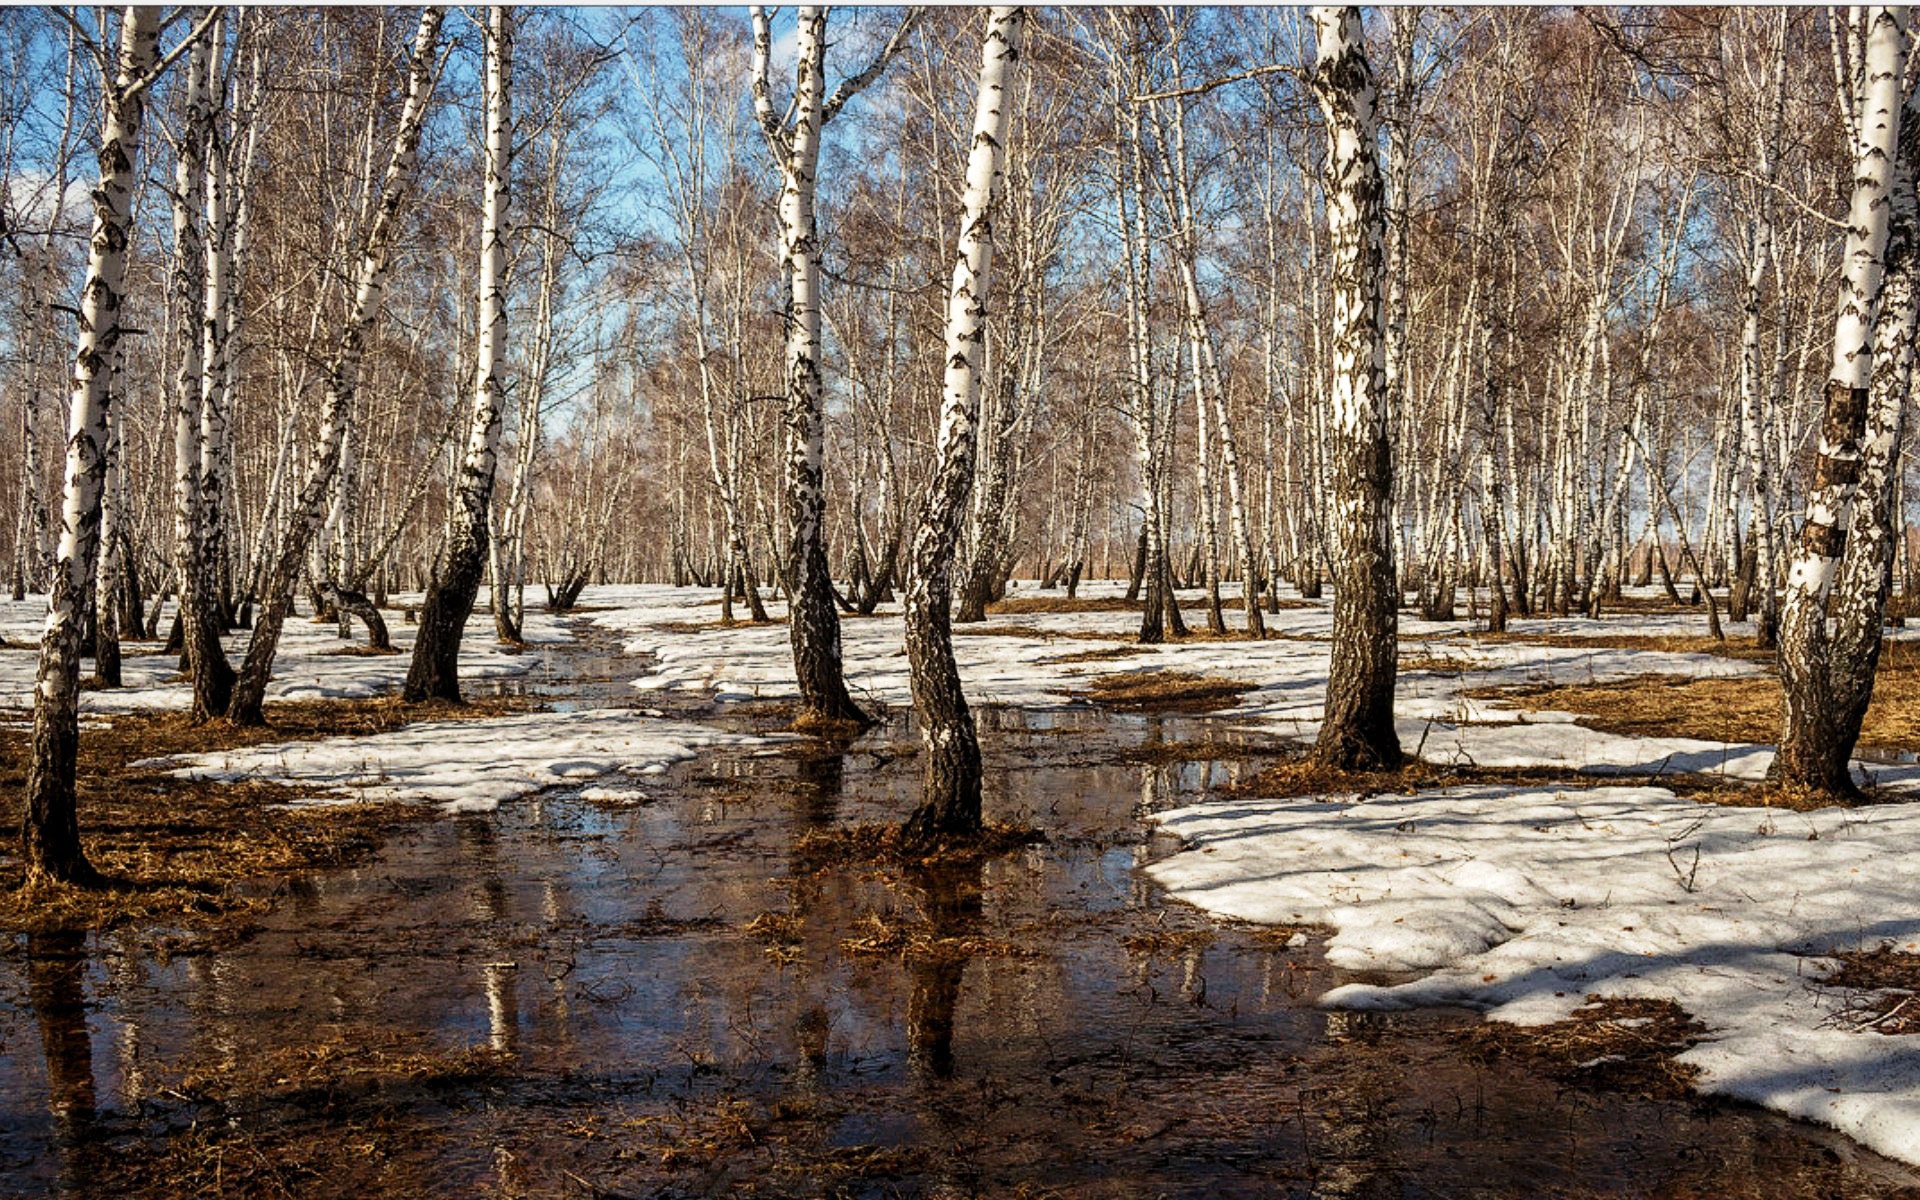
(901, 6, 1024, 848)
(405, 4, 510, 704)
(23, 6, 170, 885)
(750, 5, 918, 729)
(1310, 5, 1400, 771)
(1775, 5, 1909, 799)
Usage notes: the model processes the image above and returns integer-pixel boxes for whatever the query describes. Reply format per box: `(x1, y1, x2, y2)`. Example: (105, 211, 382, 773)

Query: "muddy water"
(3, 637, 1919, 1197)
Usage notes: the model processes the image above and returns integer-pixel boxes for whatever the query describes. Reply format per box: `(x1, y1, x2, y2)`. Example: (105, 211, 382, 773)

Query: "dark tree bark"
(1309, 6, 1401, 771)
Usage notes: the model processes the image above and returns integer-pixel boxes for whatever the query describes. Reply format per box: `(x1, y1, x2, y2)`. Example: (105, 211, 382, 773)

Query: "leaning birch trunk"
(405, 4, 511, 704)
(228, 5, 444, 724)
(1775, 6, 1908, 799)
(1828, 56, 1920, 786)
(901, 6, 1023, 848)
(1310, 5, 1401, 771)
(23, 6, 160, 885)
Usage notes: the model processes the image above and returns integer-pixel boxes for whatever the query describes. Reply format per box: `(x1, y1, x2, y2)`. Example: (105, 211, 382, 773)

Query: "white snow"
(0, 593, 568, 715)
(155, 706, 776, 813)
(583, 582, 1920, 791)
(1147, 784, 1920, 1166)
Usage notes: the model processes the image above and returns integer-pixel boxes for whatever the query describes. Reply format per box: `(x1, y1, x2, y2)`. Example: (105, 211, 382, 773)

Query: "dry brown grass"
(1039, 646, 1143, 664)
(1119, 927, 1215, 956)
(1474, 630, 1774, 662)
(1460, 996, 1706, 1099)
(1397, 649, 1478, 674)
(953, 622, 1133, 643)
(1115, 737, 1294, 766)
(1220, 755, 1504, 801)
(838, 910, 1038, 962)
(319, 644, 403, 658)
(171, 1029, 511, 1101)
(791, 821, 1043, 871)
(1822, 946, 1920, 1034)
(653, 617, 767, 634)
(988, 595, 1143, 615)
(744, 909, 806, 964)
(1222, 749, 1854, 812)
(1469, 638, 1920, 756)
(0, 694, 533, 935)
(1071, 670, 1255, 712)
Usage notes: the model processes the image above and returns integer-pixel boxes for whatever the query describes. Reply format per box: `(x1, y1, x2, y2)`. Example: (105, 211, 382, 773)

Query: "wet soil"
(3, 628, 1919, 1198)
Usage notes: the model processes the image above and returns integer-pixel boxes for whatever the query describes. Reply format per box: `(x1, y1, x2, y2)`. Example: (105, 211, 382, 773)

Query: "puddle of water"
(2, 633, 1917, 1197)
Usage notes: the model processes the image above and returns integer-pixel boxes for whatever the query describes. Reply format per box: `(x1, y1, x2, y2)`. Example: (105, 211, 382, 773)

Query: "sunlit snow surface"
(156, 707, 776, 813)
(1147, 785, 1920, 1166)
(0, 592, 569, 713)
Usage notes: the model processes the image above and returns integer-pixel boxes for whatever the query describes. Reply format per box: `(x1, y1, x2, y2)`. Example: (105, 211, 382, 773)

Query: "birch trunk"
(750, 5, 914, 727)
(23, 7, 160, 885)
(1776, 5, 1908, 797)
(1824, 54, 1920, 790)
(1310, 6, 1401, 770)
(901, 6, 1022, 848)
(406, 5, 511, 704)
(169, 29, 233, 721)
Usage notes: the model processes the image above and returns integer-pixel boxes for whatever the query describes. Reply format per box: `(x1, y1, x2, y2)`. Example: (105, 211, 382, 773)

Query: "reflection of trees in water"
(792, 741, 848, 829)
(459, 816, 519, 1053)
(107, 930, 148, 1106)
(28, 931, 96, 1193)
(1306, 1010, 1392, 1199)
(904, 860, 984, 1083)
(788, 741, 849, 1095)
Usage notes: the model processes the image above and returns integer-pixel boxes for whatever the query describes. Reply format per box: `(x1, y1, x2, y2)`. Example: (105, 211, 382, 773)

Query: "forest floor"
(2, 583, 1920, 1197)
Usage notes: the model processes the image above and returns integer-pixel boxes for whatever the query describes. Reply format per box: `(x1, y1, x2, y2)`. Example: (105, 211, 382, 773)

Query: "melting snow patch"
(164, 707, 776, 813)
(1147, 784, 1920, 1165)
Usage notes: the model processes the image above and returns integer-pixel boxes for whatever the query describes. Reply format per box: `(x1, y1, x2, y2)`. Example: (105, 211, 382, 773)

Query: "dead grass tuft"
(954, 622, 1133, 643)
(1116, 738, 1293, 766)
(745, 910, 806, 962)
(1071, 670, 1255, 713)
(839, 910, 1038, 962)
(792, 821, 1043, 871)
(988, 595, 1142, 615)
(1120, 927, 1215, 956)
(1040, 646, 1143, 664)
(170, 1031, 511, 1101)
(653, 617, 765, 635)
(1473, 630, 1773, 662)
(1460, 996, 1706, 1099)
(1822, 946, 1920, 1034)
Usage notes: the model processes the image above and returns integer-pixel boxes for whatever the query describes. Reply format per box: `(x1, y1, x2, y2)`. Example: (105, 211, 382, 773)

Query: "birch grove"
(12, 5, 1920, 880)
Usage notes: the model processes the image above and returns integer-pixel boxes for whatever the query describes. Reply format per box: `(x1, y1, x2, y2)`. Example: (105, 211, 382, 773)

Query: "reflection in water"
(27, 931, 95, 1196)
(460, 816, 519, 1053)
(904, 861, 985, 1083)
(28, 933, 94, 1125)
(4, 690, 1917, 1199)
(792, 741, 848, 828)
(484, 963, 519, 1054)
